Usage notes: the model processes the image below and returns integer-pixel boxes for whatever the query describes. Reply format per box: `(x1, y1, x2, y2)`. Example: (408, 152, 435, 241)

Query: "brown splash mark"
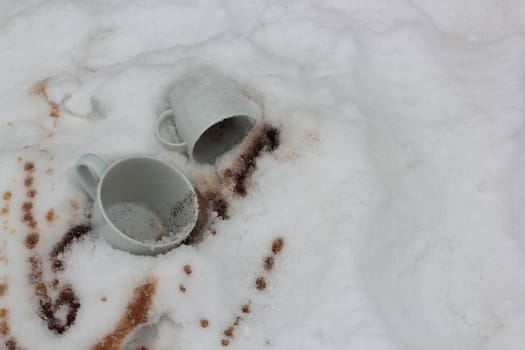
(221, 339, 230, 346)
(100, 296, 107, 302)
(183, 265, 192, 275)
(31, 78, 60, 119)
(179, 284, 186, 293)
(271, 237, 284, 254)
(200, 319, 209, 328)
(24, 233, 39, 249)
(223, 326, 234, 338)
(5, 338, 24, 350)
(263, 237, 284, 272)
(0, 309, 23, 350)
(0, 284, 7, 297)
(2, 192, 12, 201)
(255, 277, 266, 291)
(28, 255, 81, 334)
(69, 200, 79, 211)
(50, 224, 92, 272)
(223, 124, 280, 197)
(241, 303, 251, 314)
(45, 209, 56, 223)
(93, 277, 158, 350)
(183, 189, 229, 245)
(0, 320, 8, 337)
(263, 256, 274, 272)
(22, 162, 37, 229)
(1, 206, 9, 216)
(204, 190, 229, 219)
(23, 162, 35, 173)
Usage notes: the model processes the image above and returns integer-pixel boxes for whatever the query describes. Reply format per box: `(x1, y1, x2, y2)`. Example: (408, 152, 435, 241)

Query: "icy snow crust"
(1, 0, 525, 349)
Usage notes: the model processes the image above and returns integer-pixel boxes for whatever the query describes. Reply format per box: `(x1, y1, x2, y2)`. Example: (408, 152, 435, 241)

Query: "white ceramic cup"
(75, 153, 198, 255)
(155, 68, 262, 163)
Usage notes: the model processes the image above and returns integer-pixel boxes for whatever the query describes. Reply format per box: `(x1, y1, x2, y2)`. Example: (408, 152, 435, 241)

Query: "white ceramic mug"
(155, 68, 262, 163)
(75, 154, 198, 255)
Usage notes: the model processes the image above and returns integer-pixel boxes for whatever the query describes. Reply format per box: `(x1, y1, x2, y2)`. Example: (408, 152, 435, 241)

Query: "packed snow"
(1, 0, 525, 349)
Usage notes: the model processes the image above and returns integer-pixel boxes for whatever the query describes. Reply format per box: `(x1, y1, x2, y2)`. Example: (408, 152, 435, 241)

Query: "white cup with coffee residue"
(155, 67, 262, 163)
(75, 153, 198, 255)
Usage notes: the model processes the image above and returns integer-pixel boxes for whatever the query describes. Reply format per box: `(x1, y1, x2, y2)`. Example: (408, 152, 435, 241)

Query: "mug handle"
(75, 153, 108, 200)
(155, 109, 187, 153)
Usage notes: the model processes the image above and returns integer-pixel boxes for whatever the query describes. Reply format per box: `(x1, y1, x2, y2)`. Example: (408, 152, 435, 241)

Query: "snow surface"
(1, 0, 525, 349)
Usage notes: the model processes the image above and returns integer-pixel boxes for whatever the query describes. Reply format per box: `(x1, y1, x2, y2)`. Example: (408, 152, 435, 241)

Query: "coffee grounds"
(255, 277, 266, 290)
(24, 233, 39, 249)
(263, 256, 274, 271)
(223, 124, 280, 197)
(45, 209, 56, 223)
(93, 277, 158, 350)
(5, 338, 23, 350)
(271, 237, 284, 254)
(241, 303, 251, 314)
(50, 224, 92, 272)
(28, 255, 81, 334)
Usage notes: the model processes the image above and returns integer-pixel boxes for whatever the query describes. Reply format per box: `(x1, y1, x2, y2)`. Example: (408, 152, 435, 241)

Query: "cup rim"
(96, 155, 198, 248)
(190, 114, 257, 163)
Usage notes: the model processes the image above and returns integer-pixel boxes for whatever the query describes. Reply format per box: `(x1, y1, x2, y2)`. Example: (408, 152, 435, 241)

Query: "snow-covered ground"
(2, 0, 525, 349)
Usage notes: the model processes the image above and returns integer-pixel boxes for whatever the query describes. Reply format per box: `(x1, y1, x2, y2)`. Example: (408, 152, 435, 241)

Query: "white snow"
(1, 0, 525, 349)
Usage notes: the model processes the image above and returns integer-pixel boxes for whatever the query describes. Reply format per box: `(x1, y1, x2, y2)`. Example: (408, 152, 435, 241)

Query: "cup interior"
(193, 115, 254, 163)
(99, 157, 197, 245)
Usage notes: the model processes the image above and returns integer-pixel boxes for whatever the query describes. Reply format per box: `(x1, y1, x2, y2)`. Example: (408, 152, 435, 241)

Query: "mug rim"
(190, 114, 257, 163)
(96, 155, 198, 248)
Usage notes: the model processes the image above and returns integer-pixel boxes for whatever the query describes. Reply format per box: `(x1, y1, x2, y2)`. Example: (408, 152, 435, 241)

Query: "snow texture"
(1, 0, 525, 349)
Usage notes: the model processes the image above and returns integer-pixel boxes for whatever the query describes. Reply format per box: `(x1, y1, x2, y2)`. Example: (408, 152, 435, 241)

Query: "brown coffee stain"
(5, 337, 23, 350)
(223, 326, 234, 338)
(1, 319, 10, 336)
(204, 190, 229, 220)
(23, 162, 34, 173)
(28, 255, 81, 334)
(1, 206, 9, 216)
(50, 224, 92, 272)
(263, 256, 274, 272)
(241, 303, 251, 314)
(27, 190, 37, 198)
(24, 233, 39, 249)
(223, 124, 280, 197)
(271, 237, 284, 254)
(23, 177, 33, 188)
(45, 168, 54, 175)
(221, 339, 230, 346)
(69, 200, 79, 211)
(0, 284, 7, 297)
(45, 209, 56, 223)
(0, 308, 7, 318)
(100, 297, 107, 302)
(200, 319, 209, 328)
(2, 192, 11, 201)
(255, 277, 266, 291)
(93, 277, 158, 350)
(179, 284, 186, 293)
(183, 265, 192, 275)
(31, 78, 61, 119)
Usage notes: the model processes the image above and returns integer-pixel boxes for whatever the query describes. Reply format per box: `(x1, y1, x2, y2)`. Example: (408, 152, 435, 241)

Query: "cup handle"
(155, 109, 187, 153)
(75, 153, 108, 200)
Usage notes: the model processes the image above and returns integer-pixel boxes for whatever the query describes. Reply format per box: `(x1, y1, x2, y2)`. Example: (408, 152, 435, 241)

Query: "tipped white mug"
(75, 153, 198, 255)
(155, 68, 262, 163)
